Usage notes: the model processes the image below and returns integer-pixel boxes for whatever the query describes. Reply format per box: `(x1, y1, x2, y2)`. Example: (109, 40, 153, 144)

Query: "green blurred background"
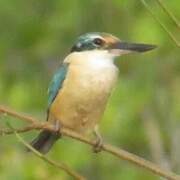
(0, 0, 180, 179)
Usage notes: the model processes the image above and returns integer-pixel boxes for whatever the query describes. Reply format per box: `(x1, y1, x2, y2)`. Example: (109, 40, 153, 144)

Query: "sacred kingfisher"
(31, 32, 156, 154)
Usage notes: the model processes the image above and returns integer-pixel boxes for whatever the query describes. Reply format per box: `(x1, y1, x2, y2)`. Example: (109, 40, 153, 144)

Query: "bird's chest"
(50, 59, 118, 133)
(67, 63, 118, 106)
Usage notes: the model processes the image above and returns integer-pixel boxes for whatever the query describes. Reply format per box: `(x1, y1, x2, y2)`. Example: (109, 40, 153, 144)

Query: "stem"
(140, 0, 180, 48)
(15, 131, 85, 180)
(156, 0, 180, 29)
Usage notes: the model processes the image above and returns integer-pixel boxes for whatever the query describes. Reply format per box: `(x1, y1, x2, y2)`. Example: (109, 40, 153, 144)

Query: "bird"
(30, 32, 156, 154)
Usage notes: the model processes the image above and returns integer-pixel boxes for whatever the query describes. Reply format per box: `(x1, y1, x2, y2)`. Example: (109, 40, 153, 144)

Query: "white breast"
(50, 50, 119, 134)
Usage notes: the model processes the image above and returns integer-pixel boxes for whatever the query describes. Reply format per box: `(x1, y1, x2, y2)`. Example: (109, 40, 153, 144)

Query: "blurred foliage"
(0, 0, 180, 179)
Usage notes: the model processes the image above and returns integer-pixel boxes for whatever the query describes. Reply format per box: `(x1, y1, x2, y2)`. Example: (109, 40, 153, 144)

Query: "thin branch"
(61, 128, 180, 180)
(0, 125, 35, 135)
(14, 130, 85, 180)
(140, 0, 180, 48)
(156, 0, 180, 29)
(0, 106, 180, 180)
(0, 106, 35, 123)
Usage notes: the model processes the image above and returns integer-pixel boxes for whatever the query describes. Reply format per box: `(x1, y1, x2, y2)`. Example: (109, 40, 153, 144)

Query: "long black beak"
(110, 41, 157, 53)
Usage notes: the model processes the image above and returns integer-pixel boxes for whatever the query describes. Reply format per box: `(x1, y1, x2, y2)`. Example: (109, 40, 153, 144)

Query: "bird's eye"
(93, 38, 104, 46)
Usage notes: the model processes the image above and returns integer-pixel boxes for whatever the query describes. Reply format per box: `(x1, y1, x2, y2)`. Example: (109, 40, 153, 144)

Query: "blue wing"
(48, 63, 68, 108)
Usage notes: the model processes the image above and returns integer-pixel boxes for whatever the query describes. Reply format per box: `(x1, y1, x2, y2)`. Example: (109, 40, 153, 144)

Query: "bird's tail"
(30, 130, 59, 154)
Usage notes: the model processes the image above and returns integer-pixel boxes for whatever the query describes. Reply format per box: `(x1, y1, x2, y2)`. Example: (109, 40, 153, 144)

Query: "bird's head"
(70, 32, 156, 58)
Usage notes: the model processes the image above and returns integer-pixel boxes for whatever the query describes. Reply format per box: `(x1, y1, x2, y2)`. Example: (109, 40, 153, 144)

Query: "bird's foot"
(93, 136, 103, 153)
(53, 120, 62, 138)
(93, 126, 103, 153)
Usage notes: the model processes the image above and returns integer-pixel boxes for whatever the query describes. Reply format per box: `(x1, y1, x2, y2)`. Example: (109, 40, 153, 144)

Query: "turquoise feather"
(48, 63, 68, 108)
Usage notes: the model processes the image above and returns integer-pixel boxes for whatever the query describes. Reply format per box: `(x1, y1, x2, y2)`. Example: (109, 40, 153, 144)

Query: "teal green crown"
(71, 32, 110, 52)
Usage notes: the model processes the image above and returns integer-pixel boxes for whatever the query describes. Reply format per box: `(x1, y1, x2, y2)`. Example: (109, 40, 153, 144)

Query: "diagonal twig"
(155, 0, 180, 29)
(140, 0, 180, 48)
(13, 128, 85, 180)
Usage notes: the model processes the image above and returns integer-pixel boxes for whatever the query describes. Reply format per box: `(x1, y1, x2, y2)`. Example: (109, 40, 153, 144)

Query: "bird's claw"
(54, 120, 62, 138)
(93, 126, 103, 153)
(93, 137, 103, 153)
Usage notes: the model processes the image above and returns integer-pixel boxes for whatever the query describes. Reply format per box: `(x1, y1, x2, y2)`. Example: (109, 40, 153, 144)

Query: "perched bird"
(31, 32, 156, 154)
